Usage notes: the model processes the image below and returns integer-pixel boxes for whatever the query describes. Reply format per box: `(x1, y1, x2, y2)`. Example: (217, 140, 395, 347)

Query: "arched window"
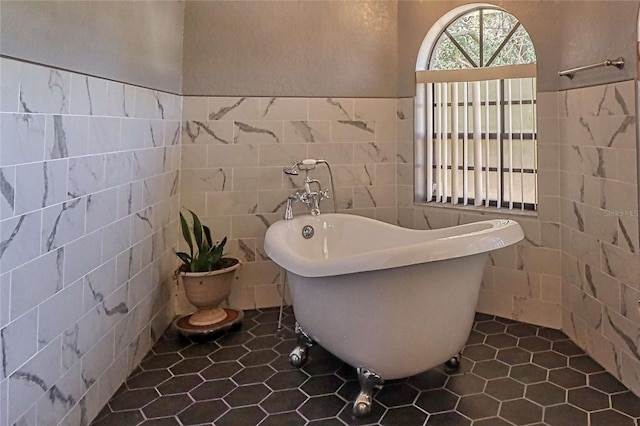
(415, 6, 537, 210)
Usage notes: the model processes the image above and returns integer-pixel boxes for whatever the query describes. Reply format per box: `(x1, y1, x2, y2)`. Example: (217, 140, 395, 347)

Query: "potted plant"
(176, 210, 241, 326)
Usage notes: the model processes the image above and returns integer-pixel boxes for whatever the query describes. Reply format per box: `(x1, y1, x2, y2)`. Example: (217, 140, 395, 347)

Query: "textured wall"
(557, 1, 639, 91)
(0, 0, 184, 94)
(0, 58, 181, 426)
(182, 1, 398, 97)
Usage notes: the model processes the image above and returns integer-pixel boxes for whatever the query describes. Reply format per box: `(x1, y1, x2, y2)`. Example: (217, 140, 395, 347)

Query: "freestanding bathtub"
(264, 213, 524, 416)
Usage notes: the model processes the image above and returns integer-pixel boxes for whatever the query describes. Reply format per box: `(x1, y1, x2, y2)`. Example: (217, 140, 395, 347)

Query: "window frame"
(415, 5, 538, 211)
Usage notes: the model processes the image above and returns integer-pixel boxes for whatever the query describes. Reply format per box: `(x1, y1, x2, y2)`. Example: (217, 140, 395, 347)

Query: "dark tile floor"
(92, 307, 640, 426)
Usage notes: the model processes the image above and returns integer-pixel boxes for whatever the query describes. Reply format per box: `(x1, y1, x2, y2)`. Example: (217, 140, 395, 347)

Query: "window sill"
(414, 201, 538, 218)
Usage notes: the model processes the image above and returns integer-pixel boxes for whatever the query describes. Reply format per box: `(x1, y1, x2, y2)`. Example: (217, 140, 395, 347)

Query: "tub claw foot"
(289, 323, 313, 368)
(353, 368, 384, 417)
(445, 353, 461, 372)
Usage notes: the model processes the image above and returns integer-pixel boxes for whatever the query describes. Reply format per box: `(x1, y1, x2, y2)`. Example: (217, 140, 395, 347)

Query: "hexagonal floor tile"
(456, 394, 499, 419)
(298, 395, 346, 421)
(499, 398, 543, 424)
(484, 377, 525, 401)
(415, 388, 459, 413)
(568, 386, 610, 411)
(525, 382, 566, 406)
(92, 308, 640, 426)
(544, 403, 588, 425)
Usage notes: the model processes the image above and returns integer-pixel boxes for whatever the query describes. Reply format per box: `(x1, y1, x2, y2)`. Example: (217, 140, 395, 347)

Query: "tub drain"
(302, 225, 314, 239)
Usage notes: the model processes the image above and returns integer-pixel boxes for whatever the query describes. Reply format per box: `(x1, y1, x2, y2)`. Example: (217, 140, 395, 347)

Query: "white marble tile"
(331, 120, 375, 143)
(306, 142, 354, 165)
(0, 308, 38, 380)
(63, 230, 102, 286)
(396, 97, 414, 121)
(87, 117, 120, 154)
(41, 198, 86, 254)
(308, 98, 353, 120)
(128, 324, 153, 374)
(120, 118, 146, 150)
(38, 278, 83, 350)
(15, 160, 67, 215)
(234, 121, 283, 144)
(206, 144, 258, 168)
(601, 243, 640, 287)
(132, 149, 160, 181)
(283, 120, 331, 144)
(69, 74, 107, 116)
(135, 88, 164, 120)
(0, 274, 9, 329)
(232, 167, 282, 192)
(86, 188, 118, 233)
(165, 120, 181, 146)
(259, 98, 307, 121)
(142, 175, 164, 208)
(102, 216, 131, 263)
(145, 120, 165, 148)
(67, 155, 104, 199)
(331, 164, 375, 187)
(374, 119, 395, 143)
(0, 377, 7, 426)
(158, 92, 182, 121)
(0, 167, 15, 219)
(208, 97, 259, 121)
(258, 144, 308, 167)
(396, 120, 414, 146)
(206, 191, 258, 216)
(602, 308, 640, 362)
(128, 266, 152, 309)
(182, 120, 234, 145)
(0, 211, 42, 273)
(10, 394, 36, 425)
(353, 185, 396, 208)
(181, 145, 207, 169)
(598, 115, 636, 149)
(10, 248, 64, 321)
(106, 81, 134, 118)
(19, 63, 69, 114)
(353, 142, 395, 163)
(35, 362, 83, 426)
(98, 350, 128, 412)
(45, 115, 88, 160)
(0, 58, 21, 113)
(181, 168, 231, 193)
(513, 297, 561, 329)
(80, 330, 114, 393)
(0, 113, 46, 166)
(104, 152, 132, 189)
(132, 207, 154, 245)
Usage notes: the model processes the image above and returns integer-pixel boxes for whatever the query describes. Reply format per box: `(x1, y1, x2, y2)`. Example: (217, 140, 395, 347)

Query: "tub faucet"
(283, 184, 329, 219)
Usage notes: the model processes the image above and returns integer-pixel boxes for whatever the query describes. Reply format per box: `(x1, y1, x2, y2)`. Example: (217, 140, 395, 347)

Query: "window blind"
(415, 64, 537, 210)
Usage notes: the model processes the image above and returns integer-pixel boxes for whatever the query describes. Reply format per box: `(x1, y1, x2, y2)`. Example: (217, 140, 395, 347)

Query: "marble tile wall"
(557, 80, 640, 396)
(0, 58, 181, 426)
(179, 96, 399, 311)
(396, 96, 563, 330)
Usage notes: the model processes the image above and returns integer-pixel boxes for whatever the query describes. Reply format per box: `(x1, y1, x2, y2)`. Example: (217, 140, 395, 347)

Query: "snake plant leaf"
(179, 212, 193, 258)
(189, 209, 203, 251)
(175, 252, 192, 268)
(203, 225, 213, 250)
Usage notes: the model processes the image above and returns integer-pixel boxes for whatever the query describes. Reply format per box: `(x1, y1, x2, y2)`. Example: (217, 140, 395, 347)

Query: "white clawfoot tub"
(264, 213, 523, 415)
